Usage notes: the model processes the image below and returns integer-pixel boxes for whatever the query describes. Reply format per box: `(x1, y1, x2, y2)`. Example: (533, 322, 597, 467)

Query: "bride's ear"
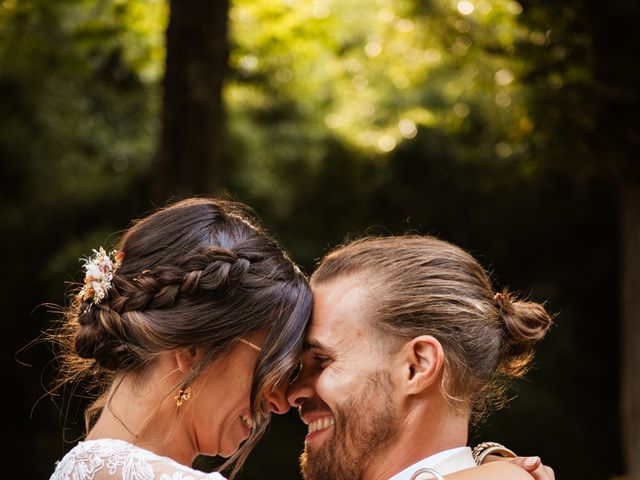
(401, 335, 444, 395)
(174, 348, 198, 374)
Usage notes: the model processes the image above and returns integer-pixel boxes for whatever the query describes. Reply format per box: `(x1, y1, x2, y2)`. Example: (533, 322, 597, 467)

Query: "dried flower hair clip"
(78, 247, 124, 304)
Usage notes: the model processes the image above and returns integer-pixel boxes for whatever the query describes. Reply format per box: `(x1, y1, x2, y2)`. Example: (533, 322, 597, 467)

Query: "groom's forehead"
(307, 277, 377, 347)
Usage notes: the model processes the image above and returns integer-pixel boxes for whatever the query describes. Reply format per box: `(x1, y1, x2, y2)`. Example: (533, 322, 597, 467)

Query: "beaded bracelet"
(472, 441, 517, 465)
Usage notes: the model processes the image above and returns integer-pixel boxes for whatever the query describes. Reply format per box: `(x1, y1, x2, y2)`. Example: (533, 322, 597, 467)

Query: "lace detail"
(50, 439, 226, 480)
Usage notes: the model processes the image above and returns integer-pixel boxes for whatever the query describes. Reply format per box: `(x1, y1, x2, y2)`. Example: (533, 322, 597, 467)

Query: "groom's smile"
(299, 402, 335, 447)
(298, 397, 337, 448)
(287, 275, 402, 479)
(285, 236, 555, 480)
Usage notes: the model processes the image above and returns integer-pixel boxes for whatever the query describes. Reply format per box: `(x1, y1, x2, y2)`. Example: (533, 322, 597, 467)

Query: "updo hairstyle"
(56, 197, 312, 474)
(311, 235, 552, 423)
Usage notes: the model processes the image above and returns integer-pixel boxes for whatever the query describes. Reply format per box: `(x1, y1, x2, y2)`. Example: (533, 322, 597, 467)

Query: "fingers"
(507, 458, 555, 480)
(505, 456, 541, 471)
(528, 465, 555, 480)
(534, 465, 555, 480)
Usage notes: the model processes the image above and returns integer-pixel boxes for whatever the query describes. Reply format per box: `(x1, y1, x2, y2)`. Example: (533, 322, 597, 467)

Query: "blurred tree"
(514, 1, 639, 476)
(223, 1, 624, 478)
(3, 0, 628, 478)
(0, 0, 164, 477)
(152, 0, 229, 201)
(224, 0, 533, 235)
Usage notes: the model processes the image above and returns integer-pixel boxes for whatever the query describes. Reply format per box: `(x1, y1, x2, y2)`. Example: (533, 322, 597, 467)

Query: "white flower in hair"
(78, 247, 124, 304)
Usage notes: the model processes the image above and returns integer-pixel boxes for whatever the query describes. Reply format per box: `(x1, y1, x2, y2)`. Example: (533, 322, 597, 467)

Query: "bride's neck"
(87, 367, 198, 466)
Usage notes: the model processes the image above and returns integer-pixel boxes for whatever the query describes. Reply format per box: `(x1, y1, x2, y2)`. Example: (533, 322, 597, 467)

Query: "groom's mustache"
(299, 398, 332, 419)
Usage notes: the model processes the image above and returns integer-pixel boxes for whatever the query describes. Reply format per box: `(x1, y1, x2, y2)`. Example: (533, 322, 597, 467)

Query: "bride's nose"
(265, 383, 289, 414)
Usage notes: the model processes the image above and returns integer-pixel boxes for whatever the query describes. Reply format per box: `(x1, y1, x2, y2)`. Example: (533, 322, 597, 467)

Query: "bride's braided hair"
(74, 246, 254, 370)
(55, 197, 312, 476)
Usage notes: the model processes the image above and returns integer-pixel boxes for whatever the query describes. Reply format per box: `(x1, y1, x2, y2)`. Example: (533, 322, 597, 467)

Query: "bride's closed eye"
(289, 361, 303, 383)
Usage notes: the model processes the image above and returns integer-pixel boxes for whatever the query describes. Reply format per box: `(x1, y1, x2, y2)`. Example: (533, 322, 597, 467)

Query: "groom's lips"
(301, 412, 335, 445)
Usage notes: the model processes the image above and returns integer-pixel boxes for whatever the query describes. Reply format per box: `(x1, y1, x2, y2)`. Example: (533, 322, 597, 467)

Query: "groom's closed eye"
(299, 350, 330, 369)
(311, 354, 331, 368)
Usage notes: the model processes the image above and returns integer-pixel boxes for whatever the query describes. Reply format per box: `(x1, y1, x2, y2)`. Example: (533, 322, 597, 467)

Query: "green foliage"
(224, 0, 553, 236)
(4, 0, 628, 478)
(1, 4, 165, 475)
(515, 0, 639, 182)
(223, 3, 625, 479)
(0, 0, 165, 283)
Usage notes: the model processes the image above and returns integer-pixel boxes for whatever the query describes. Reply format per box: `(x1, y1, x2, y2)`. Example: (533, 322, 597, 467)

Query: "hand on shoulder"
(447, 461, 535, 480)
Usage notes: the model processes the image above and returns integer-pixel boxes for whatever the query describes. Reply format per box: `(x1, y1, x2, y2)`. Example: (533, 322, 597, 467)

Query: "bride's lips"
(301, 412, 335, 446)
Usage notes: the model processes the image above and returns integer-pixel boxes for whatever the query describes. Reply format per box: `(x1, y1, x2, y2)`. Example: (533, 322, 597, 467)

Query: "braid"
(177, 247, 251, 292)
(110, 247, 250, 313)
(75, 246, 252, 370)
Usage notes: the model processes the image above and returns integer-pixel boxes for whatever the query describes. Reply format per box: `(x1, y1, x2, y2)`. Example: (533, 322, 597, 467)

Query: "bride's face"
(187, 332, 288, 457)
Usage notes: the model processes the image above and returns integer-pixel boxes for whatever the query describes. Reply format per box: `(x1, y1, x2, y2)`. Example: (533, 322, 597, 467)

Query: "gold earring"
(175, 386, 192, 406)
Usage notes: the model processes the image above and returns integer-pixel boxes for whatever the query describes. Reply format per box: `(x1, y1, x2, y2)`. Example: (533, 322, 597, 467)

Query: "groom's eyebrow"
(303, 339, 333, 353)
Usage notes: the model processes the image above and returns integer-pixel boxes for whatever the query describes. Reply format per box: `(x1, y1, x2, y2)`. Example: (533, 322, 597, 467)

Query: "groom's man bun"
(311, 235, 553, 423)
(493, 290, 553, 378)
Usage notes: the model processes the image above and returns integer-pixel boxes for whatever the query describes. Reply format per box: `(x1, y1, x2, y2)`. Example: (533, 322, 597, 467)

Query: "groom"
(286, 235, 553, 480)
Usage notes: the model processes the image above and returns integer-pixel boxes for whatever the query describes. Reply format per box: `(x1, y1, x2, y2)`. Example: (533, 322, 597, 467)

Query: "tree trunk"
(621, 178, 640, 480)
(152, 0, 229, 203)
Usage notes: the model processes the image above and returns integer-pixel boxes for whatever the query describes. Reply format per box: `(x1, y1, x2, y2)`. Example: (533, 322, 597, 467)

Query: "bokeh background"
(3, 0, 636, 478)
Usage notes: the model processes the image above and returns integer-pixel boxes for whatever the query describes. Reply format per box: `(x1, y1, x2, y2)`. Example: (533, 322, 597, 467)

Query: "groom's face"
(287, 276, 402, 480)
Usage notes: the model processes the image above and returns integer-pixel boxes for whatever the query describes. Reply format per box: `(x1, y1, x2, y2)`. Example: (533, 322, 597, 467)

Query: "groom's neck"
(364, 401, 469, 480)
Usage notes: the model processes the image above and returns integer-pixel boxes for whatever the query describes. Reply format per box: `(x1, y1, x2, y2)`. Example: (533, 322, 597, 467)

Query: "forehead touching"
(306, 275, 379, 352)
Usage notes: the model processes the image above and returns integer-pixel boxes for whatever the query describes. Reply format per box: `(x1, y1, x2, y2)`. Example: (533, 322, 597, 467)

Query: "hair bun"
(74, 302, 104, 360)
(74, 301, 136, 371)
(495, 291, 553, 377)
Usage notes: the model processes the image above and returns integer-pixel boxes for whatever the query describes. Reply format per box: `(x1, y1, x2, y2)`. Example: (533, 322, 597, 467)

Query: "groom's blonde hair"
(311, 235, 552, 422)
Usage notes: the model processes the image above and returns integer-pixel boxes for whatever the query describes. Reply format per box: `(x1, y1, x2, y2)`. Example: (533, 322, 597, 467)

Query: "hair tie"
(493, 292, 509, 310)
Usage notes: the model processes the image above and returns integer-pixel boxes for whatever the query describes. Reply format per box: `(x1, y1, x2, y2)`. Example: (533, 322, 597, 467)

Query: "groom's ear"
(401, 335, 444, 395)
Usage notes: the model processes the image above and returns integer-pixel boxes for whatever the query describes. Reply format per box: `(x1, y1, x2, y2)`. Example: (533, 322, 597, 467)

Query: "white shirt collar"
(388, 446, 476, 480)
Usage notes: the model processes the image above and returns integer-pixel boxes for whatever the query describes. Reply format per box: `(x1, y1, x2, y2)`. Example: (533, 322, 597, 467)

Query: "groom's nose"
(264, 383, 290, 414)
(287, 367, 315, 407)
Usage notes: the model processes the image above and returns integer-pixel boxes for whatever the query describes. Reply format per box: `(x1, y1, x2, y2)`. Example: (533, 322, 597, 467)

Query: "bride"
(48, 197, 550, 480)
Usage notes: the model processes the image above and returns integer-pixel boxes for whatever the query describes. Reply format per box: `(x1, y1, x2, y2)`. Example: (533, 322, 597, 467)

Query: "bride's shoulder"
(50, 438, 226, 480)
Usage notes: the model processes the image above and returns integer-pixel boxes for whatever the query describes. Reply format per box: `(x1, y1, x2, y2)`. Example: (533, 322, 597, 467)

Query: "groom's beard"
(299, 371, 399, 480)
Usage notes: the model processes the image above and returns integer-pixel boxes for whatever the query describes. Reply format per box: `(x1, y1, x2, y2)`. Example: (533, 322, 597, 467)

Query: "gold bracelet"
(472, 441, 517, 465)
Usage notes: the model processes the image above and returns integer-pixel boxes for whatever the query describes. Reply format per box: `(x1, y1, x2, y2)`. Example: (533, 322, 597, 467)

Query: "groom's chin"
(299, 448, 330, 480)
(299, 450, 313, 480)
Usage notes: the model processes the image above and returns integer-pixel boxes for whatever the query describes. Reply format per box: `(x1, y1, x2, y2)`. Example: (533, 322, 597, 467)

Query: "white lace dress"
(50, 438, 227, 480)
